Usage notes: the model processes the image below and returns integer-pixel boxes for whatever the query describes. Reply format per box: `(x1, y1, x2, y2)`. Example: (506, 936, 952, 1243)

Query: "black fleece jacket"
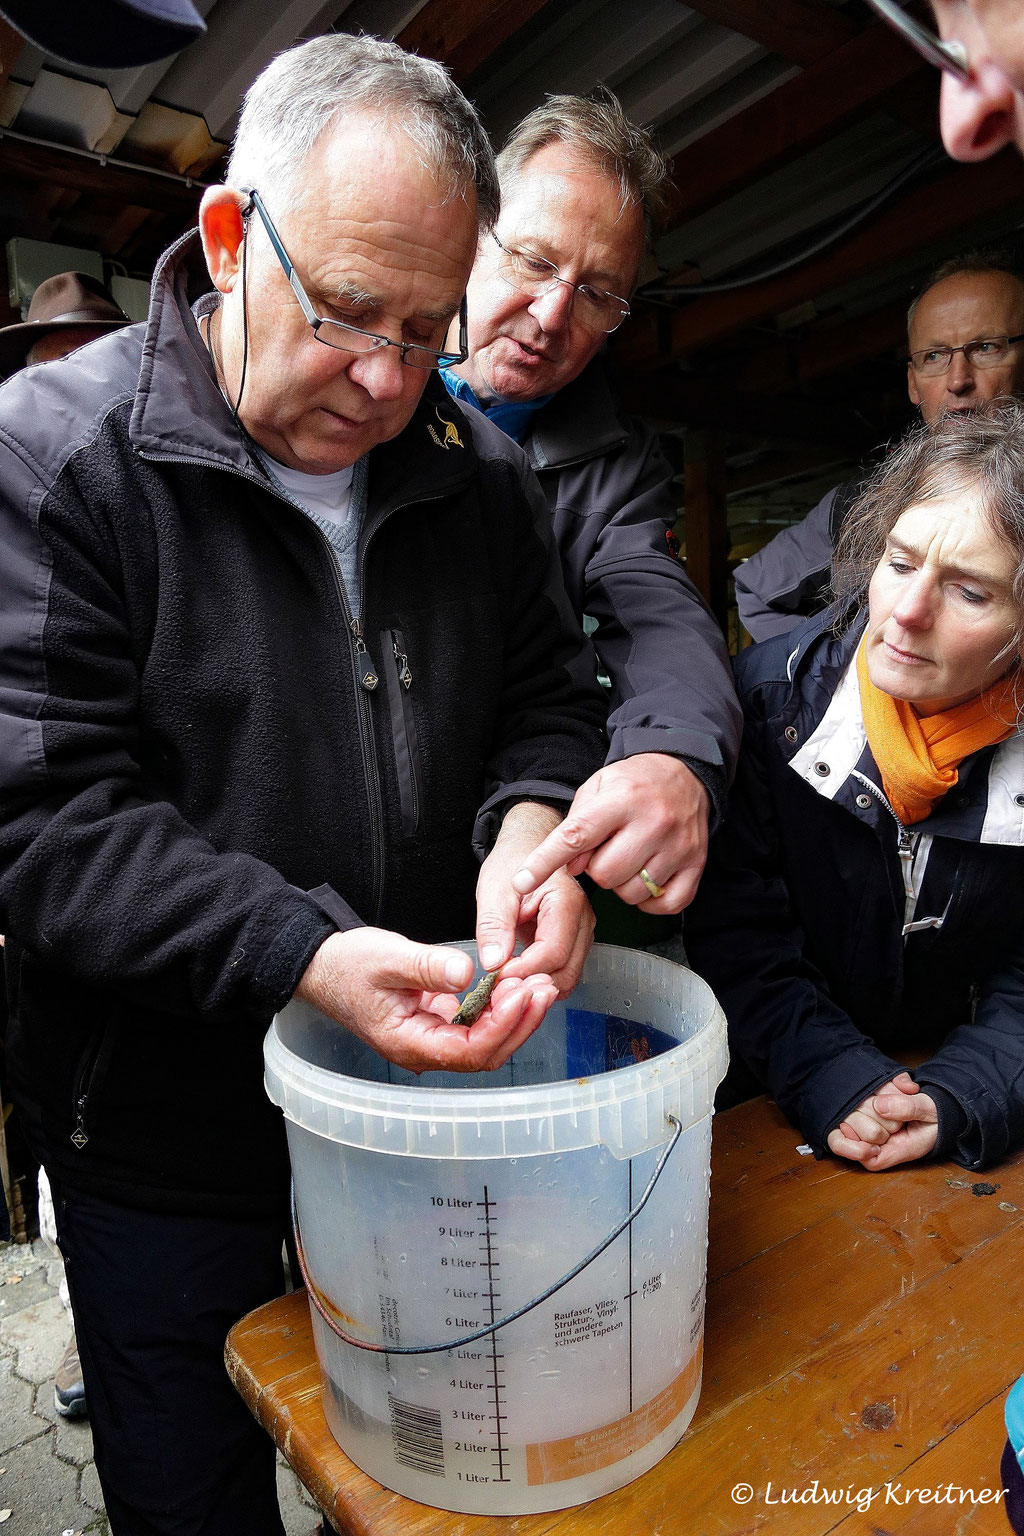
(0, 233, 606, 1218)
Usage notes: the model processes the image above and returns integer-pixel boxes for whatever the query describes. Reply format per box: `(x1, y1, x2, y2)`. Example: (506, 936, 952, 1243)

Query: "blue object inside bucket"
(565, 1010, 679, 1077)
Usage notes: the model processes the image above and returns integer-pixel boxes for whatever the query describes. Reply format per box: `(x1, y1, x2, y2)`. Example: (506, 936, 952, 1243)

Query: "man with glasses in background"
(735, 251, 1024, 640)
(0, 35, 607, 1534)
(444, 92, 740, 921)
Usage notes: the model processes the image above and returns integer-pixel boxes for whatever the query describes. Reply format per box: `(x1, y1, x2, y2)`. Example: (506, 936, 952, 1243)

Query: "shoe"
(53, 1334, 87, 1419)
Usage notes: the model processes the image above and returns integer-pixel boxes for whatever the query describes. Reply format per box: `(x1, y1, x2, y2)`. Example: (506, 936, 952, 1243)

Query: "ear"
(199, 188, 249, 296)
(907, 361, 921, 409)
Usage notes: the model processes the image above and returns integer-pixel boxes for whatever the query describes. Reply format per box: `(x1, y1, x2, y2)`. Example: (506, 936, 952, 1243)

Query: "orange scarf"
(856, 638, 1019, 825)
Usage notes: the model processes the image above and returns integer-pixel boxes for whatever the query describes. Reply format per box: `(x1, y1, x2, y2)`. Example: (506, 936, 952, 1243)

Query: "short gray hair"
(907, 246, 1024, 333)
(496, 86, 669, 257)
(226, 34, 499, 227)
(833, 402, 1024, 659)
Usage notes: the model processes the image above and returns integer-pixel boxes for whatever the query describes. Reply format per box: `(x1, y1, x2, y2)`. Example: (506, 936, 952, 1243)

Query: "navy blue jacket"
(686, 612, 1024, 1170)
(0, 232, 607, 1217)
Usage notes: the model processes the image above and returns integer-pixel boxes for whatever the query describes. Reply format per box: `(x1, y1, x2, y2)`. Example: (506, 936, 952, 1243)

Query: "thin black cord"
(640, 145, 945, 303)
(231, 201, 251, 430)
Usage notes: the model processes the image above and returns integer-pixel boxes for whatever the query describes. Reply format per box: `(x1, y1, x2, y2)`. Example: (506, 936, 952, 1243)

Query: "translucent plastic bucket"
(265, 944, 727, 1515)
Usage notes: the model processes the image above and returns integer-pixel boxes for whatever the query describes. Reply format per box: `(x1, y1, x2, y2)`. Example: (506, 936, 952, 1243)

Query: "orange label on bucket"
(525, 1342, 703, 1486)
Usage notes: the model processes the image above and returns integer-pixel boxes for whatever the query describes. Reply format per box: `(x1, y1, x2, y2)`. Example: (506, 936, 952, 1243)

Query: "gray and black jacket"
(521, 362, 741, 822)
(734, 480, 860, 643)
(0, 232, 607, 1218)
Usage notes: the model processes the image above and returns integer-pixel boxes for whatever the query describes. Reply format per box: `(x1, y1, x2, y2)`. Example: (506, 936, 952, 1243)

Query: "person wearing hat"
(0, 272, 130, 382)
(0, 269, 128, 1424)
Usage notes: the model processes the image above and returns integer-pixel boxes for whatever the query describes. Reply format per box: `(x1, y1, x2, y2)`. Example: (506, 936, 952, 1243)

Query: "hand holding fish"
(295, 927, 557, 1074)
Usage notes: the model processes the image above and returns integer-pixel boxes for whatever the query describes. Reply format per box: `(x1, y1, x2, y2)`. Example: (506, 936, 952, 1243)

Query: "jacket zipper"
(383, 627, 422, 834)
(70, 1022, 115, 1149)
(850, 770, 917, 927)
(137, 450, 391, 920)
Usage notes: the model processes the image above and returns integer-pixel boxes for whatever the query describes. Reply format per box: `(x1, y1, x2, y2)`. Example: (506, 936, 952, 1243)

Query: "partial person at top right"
(735, 252, 1024, 641)
(739, 0, 1024, 643)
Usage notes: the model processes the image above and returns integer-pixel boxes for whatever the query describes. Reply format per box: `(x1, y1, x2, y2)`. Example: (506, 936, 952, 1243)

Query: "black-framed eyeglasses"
(491, 234, 631, 333)
(909, 333, 1024, 374)
(243, 188, 468, 371)
(863, 0, 970, 80)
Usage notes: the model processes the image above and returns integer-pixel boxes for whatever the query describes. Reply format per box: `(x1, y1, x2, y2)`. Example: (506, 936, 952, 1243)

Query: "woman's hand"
(827, 1071, 938, 1169)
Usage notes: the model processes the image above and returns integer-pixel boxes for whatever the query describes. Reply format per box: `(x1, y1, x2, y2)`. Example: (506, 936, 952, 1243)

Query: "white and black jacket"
(687, 610, 1024, 1170)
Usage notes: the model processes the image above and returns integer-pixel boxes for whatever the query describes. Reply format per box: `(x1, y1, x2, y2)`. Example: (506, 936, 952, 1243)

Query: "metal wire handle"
(293, 1112, 683, 1356)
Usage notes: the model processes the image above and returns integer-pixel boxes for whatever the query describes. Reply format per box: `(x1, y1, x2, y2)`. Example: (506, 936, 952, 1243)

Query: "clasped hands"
(827, 1071, 939, 1170)
(295, 803, 594, 1075)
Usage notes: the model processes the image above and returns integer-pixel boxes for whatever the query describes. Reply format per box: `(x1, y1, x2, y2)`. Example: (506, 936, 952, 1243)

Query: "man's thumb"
(382, 938, 473, 994)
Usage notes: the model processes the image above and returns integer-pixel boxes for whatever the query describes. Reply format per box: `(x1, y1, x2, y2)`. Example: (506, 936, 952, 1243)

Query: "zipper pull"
(392, 634, 413, 690)
(897, 828, 915, 923)
(351, 618, 379, 691)
(70, 1098, 89, 1149)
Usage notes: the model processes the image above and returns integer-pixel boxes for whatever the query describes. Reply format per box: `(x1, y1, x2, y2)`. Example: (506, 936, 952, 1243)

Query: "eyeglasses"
(863, 0, 970, 80)
(243, 188, 468, 370)
(491, 234, 630, 333)
(909, 333, 1024, 374)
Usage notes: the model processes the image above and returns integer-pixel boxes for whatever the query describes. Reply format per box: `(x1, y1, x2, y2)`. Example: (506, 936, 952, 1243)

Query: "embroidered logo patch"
(428, 409, 464, 450)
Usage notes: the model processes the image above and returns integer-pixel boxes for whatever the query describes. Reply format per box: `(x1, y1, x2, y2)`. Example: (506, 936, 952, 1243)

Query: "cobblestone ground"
(0, 1238, 322, 1535)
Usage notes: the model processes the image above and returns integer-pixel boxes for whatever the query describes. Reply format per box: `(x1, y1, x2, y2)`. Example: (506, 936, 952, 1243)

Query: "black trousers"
(50, 1176, 291, 1536)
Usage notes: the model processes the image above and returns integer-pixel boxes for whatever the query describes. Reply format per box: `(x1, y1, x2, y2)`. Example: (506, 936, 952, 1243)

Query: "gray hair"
(496, 86, 669, 258)
(906, 246, 1024, 333)
(225, 34, 499, 228)
(833, 401, 1024, 661)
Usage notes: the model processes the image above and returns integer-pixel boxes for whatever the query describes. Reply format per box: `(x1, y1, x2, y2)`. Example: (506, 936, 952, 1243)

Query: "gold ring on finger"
(638, 866, 665, 899)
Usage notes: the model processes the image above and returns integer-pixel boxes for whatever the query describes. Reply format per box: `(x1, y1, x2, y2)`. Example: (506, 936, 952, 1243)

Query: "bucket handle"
(292, 1111, 682, 1356)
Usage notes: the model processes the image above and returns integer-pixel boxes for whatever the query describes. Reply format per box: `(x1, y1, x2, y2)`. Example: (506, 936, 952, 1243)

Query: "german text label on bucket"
(265, 944, 728, 1516)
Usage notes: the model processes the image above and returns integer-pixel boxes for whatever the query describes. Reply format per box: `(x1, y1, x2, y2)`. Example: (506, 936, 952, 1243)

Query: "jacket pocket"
(381, 627, 423, 836)
(69, 1016, 119, 1150)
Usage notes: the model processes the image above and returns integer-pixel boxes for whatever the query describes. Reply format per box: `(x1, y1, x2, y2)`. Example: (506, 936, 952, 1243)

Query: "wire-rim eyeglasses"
(242, 188, 468, 371)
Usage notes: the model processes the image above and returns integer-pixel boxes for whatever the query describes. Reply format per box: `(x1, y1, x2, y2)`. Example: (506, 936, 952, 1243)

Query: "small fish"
(453, 970, 499, 1026)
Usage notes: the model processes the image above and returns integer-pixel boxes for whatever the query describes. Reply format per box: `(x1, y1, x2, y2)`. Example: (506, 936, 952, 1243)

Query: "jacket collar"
(129, 229, 479, 508)
(525, 358, 628, 472)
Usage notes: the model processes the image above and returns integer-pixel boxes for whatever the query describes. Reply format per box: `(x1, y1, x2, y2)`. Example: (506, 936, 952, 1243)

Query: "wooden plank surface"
(226, 1099, 1023, 1535)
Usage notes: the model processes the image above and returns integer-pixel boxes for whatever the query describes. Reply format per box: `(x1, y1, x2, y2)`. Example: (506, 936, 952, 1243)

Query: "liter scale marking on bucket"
(265, 944, 728, 1516)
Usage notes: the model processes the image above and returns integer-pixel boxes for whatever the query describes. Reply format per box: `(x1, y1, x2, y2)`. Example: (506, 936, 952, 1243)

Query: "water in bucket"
(265, 944, 727, 1515)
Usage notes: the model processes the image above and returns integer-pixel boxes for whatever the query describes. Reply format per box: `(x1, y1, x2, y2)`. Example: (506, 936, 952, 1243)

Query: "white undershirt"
(259, 456, 354, 527)
(256, 451, 364, 615)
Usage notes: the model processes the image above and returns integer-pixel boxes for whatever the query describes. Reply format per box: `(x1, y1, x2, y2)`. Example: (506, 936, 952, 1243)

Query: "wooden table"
(226, 1097, 1024, 1534)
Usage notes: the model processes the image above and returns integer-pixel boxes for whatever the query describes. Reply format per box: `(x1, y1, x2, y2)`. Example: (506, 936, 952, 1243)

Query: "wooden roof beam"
(0, 17, 22, 83)
(615, 365, 875, 451)
(0, 130, 206, 223)
(663, 25, 926, 231)
(622, 150, 1024, 366)
(678, 0, 857, 67)
(734, 299, 910, 394)
(397, 0, 555, 84)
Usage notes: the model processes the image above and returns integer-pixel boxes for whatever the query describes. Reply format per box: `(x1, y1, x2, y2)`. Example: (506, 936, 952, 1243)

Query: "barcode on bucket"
(388, 1393, 445, 1476)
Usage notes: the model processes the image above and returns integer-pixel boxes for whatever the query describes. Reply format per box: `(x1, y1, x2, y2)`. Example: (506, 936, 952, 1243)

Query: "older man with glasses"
(443, 91, 741, 922)
(736, 250, 1024, 641)
(0, 34, 608, 1535)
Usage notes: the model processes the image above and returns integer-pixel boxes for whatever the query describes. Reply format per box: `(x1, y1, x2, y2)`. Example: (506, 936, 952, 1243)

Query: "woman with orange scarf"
(687, 404, 1024, 1173)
